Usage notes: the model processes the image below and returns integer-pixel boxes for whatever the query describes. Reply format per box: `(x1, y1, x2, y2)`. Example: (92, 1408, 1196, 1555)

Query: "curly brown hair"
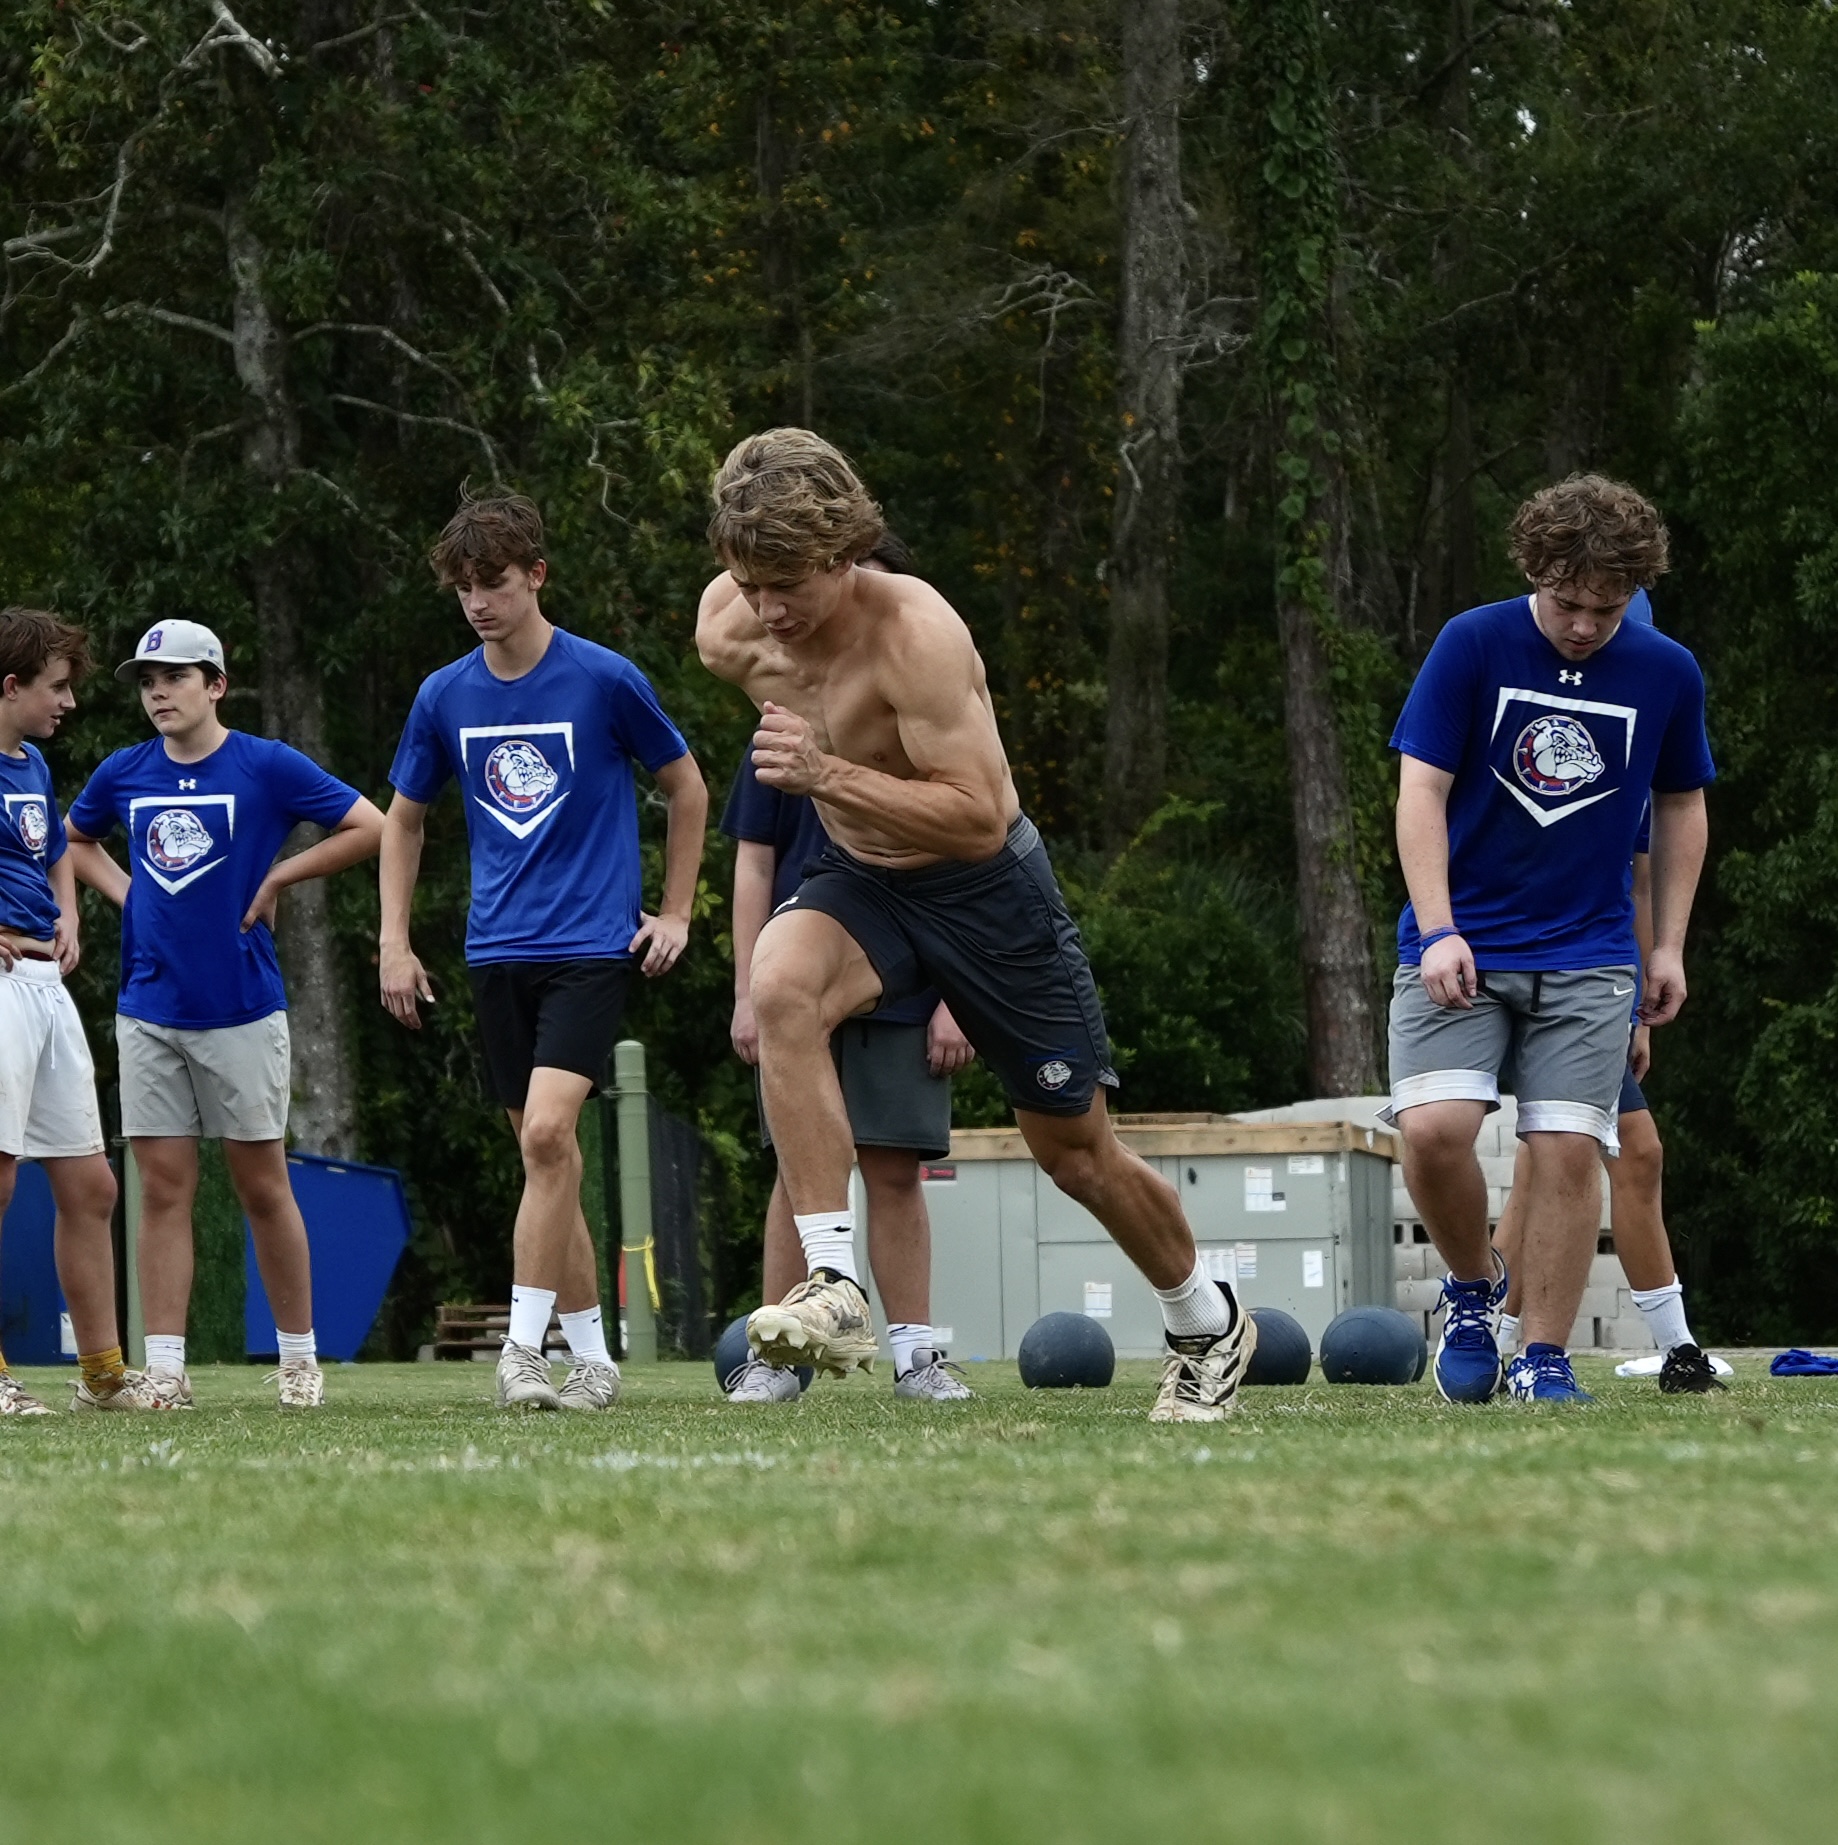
(0, 605, 95, 689)
(708, 428, 886, 584)
(429, 485, 546, 587)
(1508, 474, 1670, 592)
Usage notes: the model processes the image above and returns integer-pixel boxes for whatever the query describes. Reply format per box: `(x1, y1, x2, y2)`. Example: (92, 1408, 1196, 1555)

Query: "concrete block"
(1479, 1154, 1518, 1190)
(1391, 1244, 1427, 1281)
(1395, 1278, 1446, 1315)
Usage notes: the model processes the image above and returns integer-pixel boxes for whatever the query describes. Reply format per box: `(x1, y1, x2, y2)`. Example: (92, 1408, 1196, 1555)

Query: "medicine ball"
(713, 1314, 812, 1393)
(1244, 1307, 1312, 1385)
(1017, 1311, 1115, 1389)
(1319, 1306, 1427, 1386)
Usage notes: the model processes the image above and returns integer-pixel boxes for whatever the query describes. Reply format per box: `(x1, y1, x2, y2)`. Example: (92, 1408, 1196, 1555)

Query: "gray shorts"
(1380, 965, 1636, 1148)
(118, 1011, 291, 1142)
(760, 1018, 952, 1160)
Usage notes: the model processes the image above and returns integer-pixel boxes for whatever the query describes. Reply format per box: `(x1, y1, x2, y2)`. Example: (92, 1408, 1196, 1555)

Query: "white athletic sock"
(559, 1305, 611, 1366)
(276, 1328, 317, 1367)
(507, 1285, 557, 1352)
(1498, 1313, 1522, 1359)
(793, 1210, 860, 1284)
(887, 1322, 934, 1376)
(1154, 1261, 1234, 1340)
(1630, 1280, 1693, 1354)
(144, 1334, 186, 1376)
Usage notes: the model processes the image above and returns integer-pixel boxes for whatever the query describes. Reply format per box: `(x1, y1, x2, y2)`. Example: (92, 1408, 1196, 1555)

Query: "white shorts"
(118, 1010, 291, 1142)
(0, 958, 105, 1159)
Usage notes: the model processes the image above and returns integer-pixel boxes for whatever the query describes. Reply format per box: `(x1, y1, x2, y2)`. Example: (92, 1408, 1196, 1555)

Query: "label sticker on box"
(1245, 1167, 1287, 1212)
(1233, 1242, 1258, 1280)
(1083, 1282, 1113, 1318)
(1287, 1154, 1325, 1176)
(1201, 1247, 1236, 1285)
(1302, 1249, 1325, 1288)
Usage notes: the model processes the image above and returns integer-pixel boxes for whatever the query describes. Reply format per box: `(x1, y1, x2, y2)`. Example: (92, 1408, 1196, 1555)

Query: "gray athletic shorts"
(118, 1010, 291, 1142)
(1380, 965, 1636, 1148)
(759, 1017, 952, 1161)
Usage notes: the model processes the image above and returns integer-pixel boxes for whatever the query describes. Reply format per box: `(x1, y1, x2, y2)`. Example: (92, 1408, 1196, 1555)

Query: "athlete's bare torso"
(696, 565, 1020, 869)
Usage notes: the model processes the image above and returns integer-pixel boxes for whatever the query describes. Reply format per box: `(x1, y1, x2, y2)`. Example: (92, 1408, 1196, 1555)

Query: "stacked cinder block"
(1232, 1096, 1652, 1353)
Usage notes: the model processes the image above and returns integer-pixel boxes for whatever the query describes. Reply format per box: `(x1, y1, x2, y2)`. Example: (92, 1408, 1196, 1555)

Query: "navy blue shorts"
(776, 816, 1118, 1117)
(1618, 1066, 1649, 1115)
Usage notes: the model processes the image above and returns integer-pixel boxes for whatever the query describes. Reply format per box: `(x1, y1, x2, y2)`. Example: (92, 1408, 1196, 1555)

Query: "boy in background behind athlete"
(66, 620, 385, 1409)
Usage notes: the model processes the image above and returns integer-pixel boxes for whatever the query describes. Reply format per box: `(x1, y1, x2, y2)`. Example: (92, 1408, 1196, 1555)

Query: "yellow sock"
(79, 1347, 127, 1393)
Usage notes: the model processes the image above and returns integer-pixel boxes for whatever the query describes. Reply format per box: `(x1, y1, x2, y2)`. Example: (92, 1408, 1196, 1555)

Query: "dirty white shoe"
(1149, 1312, 1258, 1423)
(273, 1359, 325, 1409)
(144, 1368, 195, 1410)
(747, 1273, 878, 1378)
(495, 1340, 561, 1410)
(557, 1358, 622, 1410)
(0, 1372, 52, 1417)
(894, 1350, 974, 1401)
(70, 1369, 167, 1411)
(725, 1357, 803, 1404)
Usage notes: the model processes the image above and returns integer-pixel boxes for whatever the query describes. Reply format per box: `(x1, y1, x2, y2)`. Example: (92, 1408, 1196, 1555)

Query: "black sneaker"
(1658, 1343, 1728, 1395)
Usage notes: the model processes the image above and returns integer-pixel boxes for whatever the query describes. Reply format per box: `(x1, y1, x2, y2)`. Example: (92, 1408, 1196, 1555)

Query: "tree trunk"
(1438, 0, 1478, 618)
(226, 188, 358, 1155)
(1102, 0, 1185, 850)
(1247, 0, 1382, 1096)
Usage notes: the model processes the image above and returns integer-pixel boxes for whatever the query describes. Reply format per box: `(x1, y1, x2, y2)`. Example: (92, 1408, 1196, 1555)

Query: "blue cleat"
(1433, 1263, 1507, 1403)
(1506, 1344, 1595, 1404)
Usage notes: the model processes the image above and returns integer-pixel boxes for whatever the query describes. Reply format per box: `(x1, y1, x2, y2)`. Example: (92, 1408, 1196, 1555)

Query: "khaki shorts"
(0, 959, 105, 1159)
(118, 1010, 291, 1142)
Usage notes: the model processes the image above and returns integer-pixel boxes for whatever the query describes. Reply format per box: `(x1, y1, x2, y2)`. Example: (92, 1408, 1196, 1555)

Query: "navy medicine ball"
(1319, 1306, 1427, 1386)
(713, 1314, 812, 1393)
(1244, 1307, 1312, 1385)
(1017, 1311, 1115, 1389)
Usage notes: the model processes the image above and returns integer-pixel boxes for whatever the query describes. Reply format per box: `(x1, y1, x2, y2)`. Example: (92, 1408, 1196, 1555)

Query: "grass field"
(3, 1356, 1835, 1844)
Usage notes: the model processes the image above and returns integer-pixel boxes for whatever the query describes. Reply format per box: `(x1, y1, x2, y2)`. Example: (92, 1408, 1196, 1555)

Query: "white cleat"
(894, 1350, 974, 1402)
(495, 1340, 560, 1410)
(273, 1360, 325, 1409)
(557, 1358, 622, 1410)
(747, 1273, 878, 1378)
(0, 1373, 52, 1417)
(144, 1368, 195, 1410)
(1149, 1312, 1258, 1423)
(725, 1357, 804, 1404)
(70, 1369, 169, 1412)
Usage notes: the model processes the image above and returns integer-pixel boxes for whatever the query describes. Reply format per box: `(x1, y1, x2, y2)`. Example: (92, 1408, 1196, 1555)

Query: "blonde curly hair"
(1509, 474, 1670, 592)
(708, 429, 886, 584)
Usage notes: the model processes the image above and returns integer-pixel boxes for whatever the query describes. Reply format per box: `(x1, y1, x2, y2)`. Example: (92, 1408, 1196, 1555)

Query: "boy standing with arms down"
(380, 491, 708, 1411)
(1384, 476, 1713, 1404)
(65, 620, 385, 1409)
(0, 607, 154, 1415)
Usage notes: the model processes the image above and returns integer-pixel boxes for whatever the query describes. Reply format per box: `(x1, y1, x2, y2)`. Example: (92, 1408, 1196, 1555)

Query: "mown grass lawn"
(2, 1356, 1834, 1844)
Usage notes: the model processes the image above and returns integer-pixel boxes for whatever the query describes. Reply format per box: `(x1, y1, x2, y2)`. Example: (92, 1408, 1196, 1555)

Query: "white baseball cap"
(116, 619, 228, 682)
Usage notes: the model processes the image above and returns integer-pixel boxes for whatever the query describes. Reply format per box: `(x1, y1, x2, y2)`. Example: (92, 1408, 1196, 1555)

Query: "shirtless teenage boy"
(695, 428, 1251, 1421)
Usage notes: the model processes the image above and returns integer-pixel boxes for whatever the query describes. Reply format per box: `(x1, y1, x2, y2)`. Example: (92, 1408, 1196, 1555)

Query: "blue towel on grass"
(1770, 1349, 1838, 1376)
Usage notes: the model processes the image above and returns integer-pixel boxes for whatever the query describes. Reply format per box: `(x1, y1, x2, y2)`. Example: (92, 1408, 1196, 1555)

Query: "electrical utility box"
(910, 1117, 1399, 1361)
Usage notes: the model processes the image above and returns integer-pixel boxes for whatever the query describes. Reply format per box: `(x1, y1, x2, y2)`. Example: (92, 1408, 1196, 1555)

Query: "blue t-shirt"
(69, 732, 360, 1029)
(719, 742, 938, 1028)
(1391, 594, 1714, 969)
(389, 628, 688, 964)
(0, 744, 66, 939)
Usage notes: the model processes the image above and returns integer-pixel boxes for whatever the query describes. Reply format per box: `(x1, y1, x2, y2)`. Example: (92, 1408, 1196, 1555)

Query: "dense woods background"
(7, 1, 1838, 1344)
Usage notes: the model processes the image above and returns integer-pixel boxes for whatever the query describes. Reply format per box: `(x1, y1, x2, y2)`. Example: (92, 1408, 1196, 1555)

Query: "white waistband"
(0, 954, 65, 987)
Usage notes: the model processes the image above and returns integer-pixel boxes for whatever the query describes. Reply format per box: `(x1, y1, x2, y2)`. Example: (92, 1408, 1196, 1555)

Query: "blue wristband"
(1418, 926, 1463, 952)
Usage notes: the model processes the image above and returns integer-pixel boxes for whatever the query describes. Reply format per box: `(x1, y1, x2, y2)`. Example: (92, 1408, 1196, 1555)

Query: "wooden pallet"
(432, 1302, 570, 1360)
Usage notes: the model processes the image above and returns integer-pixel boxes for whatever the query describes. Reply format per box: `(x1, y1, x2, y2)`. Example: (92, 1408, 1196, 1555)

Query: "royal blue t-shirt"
(0, 744, 66, 939)
(719, 743, 938, 1028)
(1391, 594, 1714, 969)
(70, 732, 360, 1029)
(389, 628, 688, 964)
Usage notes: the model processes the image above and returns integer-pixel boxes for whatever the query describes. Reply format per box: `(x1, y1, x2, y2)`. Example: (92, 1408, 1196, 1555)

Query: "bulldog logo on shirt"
(1489, 687, 1636, 829)
(14, 799, 48, 855)
(130, 793, 235, 894)
(459, 723, 575, 840)
(1513, 714, 1605, 796)
(146, 807, 214, 872)
(484, 739, 560, 814)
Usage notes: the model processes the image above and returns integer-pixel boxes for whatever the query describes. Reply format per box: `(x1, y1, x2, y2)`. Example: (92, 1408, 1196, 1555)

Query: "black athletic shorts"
(1617, 1066, 1649, 1115)
(778, 815, 1118, 1117)
(468, 958, 632, 1108)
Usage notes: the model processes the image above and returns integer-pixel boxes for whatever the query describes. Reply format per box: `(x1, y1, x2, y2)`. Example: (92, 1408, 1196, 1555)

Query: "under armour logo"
(178, 778, 197, 790)
(1558, 670, 1582, 685)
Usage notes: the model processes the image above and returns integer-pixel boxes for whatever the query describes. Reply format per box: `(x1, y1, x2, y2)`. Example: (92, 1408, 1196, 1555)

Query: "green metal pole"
(614, 1039, 656, 1363)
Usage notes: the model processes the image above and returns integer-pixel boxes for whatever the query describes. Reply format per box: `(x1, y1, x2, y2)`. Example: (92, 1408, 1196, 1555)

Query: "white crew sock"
(887, 1322, 935, 1376)
(1153, 1260, 1234, 1340)
(1630, 1280, 1693, 1354)
(559, 1305, 612, 1366)
(1498, 1313, 1522, 1359)
(793, 1210, 859, 1284)
(144, 1334, 186, 1376)
(507, 1285, 557, 1352)
(276, 1328, 317, 1367)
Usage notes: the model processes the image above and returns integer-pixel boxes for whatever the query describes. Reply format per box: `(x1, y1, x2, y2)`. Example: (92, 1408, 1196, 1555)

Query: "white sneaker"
(70, 1369, 168, 1411)
(895, 1350, 974, 1401)
(0, 1372, 52, 1417)
(273, 1360, 325, 1409)
(144, 1368, 195, 1410)
(725, 1357, 803, 1404)
(1149, 1311, 1258, 1423)
(557, 1358, 622, 1410)
(748, 1272, 878, 1377)
(495, 1340, 560, 1410)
